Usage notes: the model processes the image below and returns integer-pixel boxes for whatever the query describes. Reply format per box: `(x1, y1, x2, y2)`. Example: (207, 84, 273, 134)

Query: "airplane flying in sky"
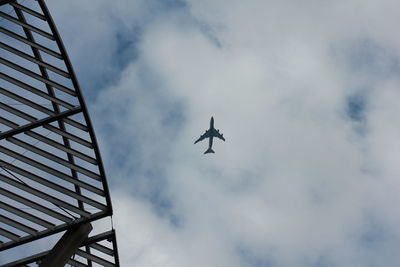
(194, 116, 225, 154)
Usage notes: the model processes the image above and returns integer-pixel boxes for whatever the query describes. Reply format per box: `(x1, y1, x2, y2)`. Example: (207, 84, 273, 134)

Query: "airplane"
(194, 116, 225, 154)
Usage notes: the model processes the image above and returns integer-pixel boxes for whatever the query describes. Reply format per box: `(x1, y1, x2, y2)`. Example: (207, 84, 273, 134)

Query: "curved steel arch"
(1, 0, 119, 266)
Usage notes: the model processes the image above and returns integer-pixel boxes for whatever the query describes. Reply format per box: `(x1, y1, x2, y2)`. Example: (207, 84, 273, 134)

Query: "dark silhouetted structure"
(0, 0, 119, 266)
(195, 117, 225, 154)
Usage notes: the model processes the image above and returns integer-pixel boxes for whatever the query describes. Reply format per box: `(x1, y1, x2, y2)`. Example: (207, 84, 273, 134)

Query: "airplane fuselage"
(194, 116, 225, 154)
(208, 117, 215, 151)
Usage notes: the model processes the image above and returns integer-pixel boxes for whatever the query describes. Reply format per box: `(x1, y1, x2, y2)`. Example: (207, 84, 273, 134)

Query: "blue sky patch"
(237, 245, 276, 267)
(358, 215, 388, 248)
(113, 29, 140, 72)
(346, 94, 366, 122)
(75, 0, 189, 103)
(348, 38, 400, 77)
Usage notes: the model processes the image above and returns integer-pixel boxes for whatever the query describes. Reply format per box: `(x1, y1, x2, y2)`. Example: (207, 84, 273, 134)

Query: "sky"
(41, 0, 400, 266)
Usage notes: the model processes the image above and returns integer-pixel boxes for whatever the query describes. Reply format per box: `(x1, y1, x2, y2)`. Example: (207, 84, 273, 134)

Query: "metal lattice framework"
(1, 0, 119, 266)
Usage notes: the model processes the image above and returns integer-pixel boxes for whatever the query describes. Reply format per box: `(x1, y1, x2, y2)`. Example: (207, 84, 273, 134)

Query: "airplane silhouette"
(194, 116, 225, 154)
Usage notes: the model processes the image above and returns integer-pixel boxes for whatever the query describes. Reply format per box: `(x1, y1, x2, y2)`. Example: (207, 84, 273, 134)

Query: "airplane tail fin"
(204, 147, 215, 154)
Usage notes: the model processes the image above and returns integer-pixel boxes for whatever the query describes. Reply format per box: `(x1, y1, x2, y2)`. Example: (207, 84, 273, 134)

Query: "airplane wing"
(213, 129, 225, 141)
(194, 130, 210, 144)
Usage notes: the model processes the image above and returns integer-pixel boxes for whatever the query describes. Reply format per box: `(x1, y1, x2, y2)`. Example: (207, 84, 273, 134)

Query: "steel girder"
(1, 0, 119, 266)
(3, 230, 120, 267)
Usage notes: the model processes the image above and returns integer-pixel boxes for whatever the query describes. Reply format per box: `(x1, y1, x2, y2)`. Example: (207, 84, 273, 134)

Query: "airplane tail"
(204, 147, 215, 154)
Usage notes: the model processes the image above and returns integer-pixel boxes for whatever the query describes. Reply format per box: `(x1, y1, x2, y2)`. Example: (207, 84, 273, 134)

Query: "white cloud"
(45, 0, 400, 266)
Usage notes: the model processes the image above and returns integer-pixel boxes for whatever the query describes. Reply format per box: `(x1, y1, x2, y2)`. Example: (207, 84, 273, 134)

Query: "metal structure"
(0, 0, 120, 265)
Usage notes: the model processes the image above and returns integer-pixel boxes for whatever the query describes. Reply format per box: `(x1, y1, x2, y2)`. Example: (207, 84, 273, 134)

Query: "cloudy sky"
(44, 1, 400, 266)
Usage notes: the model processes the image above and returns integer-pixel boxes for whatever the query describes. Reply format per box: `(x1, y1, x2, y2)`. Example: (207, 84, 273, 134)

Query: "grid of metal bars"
(2, 230, 120, 267)
(1, 0, 119, 265)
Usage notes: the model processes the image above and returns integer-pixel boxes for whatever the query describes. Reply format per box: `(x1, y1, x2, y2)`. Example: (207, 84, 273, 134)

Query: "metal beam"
(2, 230, 117, 266)
(0, 0, 16, 6)
(43, 123, 93, 148)
(38, 0, 114, 213)
(10, 2, 46, 20)
(7, 137, 101, 180)
(75, 248, 115, 267)
(0, 107, 82, 140)
(0, 146, 105, 195)
(0, 0, 118, 262)
(0, 187, 74, 223)
(0, 87, 87, 130)
(0, 27, 62, 58)
(1, 160, 106, 210)
(0, 200, 55, 229)
(0, 11, 54, 40)
(0, 228, 20, 241)
(0, 210, 108, 251)
(24, 131, 98, 164)
(39, 223, 93, 267)
(0, 174, 92, 218)
(0, 41, 70, 77)
(0, 214, 38, 235)
(1, 251, 47, 267)
(1, 57, 76, 96)
(0, 73, 75, 109)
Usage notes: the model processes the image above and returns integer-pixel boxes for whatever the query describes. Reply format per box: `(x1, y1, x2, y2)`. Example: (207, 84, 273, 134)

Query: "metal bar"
(64, 118, 91, 136)
(0, 187, 74, 223)
(75, 249, 115, 267)
(81, 230, 115, 245)
(0, 210, 109, 251)
(0, 106, 82, 140)
(0, 118, 95, 164)
(0, 73, 75, 109)
(1, 57, 76, 96)
(0, 42, 70, 77)
(85, 245, 93, 267)
(0, 214, 37, 235)
(0, 102, 37, 122)
(0, 160, 107, 210)
(5, 5, 88, 220)
(0, 146, 105, 195)
(0, 228, 20, 241)
(7, 137, 101, 180)
(0, 0, 16, 6)
(0, 117, 18, 128)
(0, 87, 87, 131)
(1, 230, 116, 266)
(88, 243, 114, 256)
(111, 230, 121, 267)
(82, 231, 119, 266)
(0, 11, 54, 40)
(39, 223, 93, 267)
(0, 27, 62, 59)
(0, 173, 92, 218)
(0, 200, 55, 229)
(67, 260, 89, 267)
(0, 1, 118, 263)
(14, 4, 88, 220)
(0, 86, 58, 114)
(1, 251, 47, 267)
(10, 2, 46, 20)
(38, 0, 114, 215)
(25, 131, 98, 165)
(43, 124, 93, 148)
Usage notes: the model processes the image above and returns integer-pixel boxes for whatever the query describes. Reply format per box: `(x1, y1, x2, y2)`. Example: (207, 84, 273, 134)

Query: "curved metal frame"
(1, 0, 119, 265)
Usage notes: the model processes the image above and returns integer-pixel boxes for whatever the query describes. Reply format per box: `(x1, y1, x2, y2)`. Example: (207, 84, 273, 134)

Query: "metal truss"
(1, 0, 119, 266)
(2, 230, 120, 267)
